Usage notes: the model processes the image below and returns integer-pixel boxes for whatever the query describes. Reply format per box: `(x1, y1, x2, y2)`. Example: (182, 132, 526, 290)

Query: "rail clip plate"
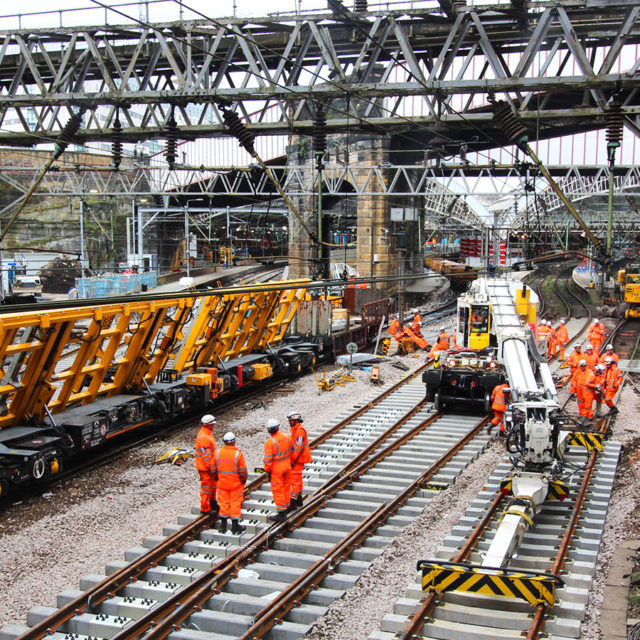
(417, 560, 563, 607)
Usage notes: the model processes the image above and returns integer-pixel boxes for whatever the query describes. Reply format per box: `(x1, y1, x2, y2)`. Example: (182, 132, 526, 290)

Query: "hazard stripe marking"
(418, 560, 562, 607)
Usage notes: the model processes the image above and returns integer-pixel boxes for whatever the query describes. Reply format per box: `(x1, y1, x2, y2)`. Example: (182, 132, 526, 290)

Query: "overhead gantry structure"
(0, 0, 640, 270)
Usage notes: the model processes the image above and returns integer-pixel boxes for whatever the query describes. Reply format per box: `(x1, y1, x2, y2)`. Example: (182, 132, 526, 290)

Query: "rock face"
(40, 257, 83, 293)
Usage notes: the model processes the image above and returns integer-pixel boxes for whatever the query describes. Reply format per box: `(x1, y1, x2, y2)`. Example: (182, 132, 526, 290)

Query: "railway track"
(3, 368, 494, 640)
(373, 416, 619, 640)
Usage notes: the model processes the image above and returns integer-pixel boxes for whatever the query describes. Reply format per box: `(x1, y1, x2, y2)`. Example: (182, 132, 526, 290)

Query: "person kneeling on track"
(216, 431, 248, 535)
(264, 418, 292, 523)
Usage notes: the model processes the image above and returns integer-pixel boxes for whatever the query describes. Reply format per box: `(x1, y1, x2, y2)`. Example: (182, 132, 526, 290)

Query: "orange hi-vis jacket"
(491, 384, 509, 412)
(588, 323, 605, 348)
(264, 430, 293, 512)
(538, 324, 550, 340)
(290, 422, 312, 470)
(567, 350, 583, 375)
(604, 363, 623, 393)
(388, 319, 399, 336)
(583, 352, 598, 370)
(436, 332, 451, 350)
(216, 444, 248, 491)
(599, 351, 620, 365)
(555, 324, 569, 346)
(195, 425, 216, 472)
(264, 431, 292, 474)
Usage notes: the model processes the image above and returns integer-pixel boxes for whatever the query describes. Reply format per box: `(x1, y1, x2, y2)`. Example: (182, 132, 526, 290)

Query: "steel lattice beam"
(0, 2, 639, 152)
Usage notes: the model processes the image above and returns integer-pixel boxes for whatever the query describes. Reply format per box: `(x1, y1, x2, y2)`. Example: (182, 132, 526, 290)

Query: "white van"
(14, 276, 42, 291)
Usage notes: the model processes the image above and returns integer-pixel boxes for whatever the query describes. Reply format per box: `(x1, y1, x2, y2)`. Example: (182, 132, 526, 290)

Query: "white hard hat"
(579, 359, 587, 366)
(594, 318, 599, 323)
(201, 414, 216, 425)
(287, 411, 302, 421)
(606, 344, 614, 350)
(575, 342, 582, 348)
(223, 431, 236, 443)
(595, 364, 605, 372)
(560, 319, 566, 324)
(585, 343, 593, 350)
(546, 320, 551, 326)
(267, 418, 280, 433)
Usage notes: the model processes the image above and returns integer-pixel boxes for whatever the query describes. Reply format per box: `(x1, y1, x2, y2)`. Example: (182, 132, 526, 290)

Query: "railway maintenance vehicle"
(421, 275, 602, 606)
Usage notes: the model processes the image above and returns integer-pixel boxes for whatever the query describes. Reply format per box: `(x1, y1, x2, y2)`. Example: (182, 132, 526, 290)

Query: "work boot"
(295, 495, 304, 508)
(209, 499, 220, 516)
(609, 406, 619, 414)
(268, 511, 286, 523)
(231, 519, 246, 535)
(218, 517, 228, 534)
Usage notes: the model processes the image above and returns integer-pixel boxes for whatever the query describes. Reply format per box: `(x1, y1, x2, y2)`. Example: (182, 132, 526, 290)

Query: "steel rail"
(525, 444, 600, 640)
(110, 410, 448, 640)
(13, 361, 430, 640)
(144, 412, 489, 640)
(400, 487, 505, 639)
(237, 415, 490, 640)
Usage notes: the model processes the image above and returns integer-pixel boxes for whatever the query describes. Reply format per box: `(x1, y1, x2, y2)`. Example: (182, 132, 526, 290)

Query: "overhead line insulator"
(111, 113, 123, 170)
(313, 106, 327, 156)
(605, 101, 624, 146)
(165, 111, 179, 170)
(54, 109, 86, 160)
(491, 100, 528, 149)
(221, 108, 255, 156)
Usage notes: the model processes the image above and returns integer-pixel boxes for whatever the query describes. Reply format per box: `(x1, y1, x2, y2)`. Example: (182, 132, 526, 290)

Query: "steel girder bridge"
(0, 0, 640, 235)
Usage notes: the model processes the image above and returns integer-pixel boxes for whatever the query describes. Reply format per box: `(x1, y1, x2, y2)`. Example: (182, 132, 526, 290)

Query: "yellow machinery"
(0, 279, 335, 496)
(617, 264, 640, 317)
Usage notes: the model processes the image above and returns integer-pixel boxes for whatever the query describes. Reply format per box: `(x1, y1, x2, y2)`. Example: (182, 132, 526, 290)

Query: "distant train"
(424, 256, 478, 287)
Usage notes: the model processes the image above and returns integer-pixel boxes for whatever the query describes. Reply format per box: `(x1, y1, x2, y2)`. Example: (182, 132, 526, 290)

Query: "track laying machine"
(420, 276, 603, 607)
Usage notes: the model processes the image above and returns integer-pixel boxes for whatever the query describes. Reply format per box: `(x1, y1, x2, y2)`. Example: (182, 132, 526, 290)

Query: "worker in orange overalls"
(566, 343, 583, 375)
(402, 323, 429, 350)
(546, 322, 557, 360)
(603, 356, 624, 414)
(429, 328, 451, 359)
(554, 319, 569, 361)
(195, 414, 219, 515)
(490, 383, 511, 435)
(583, 344, 598, 370)
(264, 418, 292, 523)
(388, 318, 400, 337)
(412, 314, 423, 336)
(215, 431, 248, 535)
(588, 318, 606, 353)
(599, 344, 620, 366)
(287, 410, 312, 509)
(592, 364, 606, 417)
(537, 320, 550, 355)
(571, 360, 596, 417)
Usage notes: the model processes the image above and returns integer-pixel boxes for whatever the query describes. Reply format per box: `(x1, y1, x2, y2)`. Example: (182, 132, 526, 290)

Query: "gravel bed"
(1, 326, 638, 640)
(0, 355, 425, 629)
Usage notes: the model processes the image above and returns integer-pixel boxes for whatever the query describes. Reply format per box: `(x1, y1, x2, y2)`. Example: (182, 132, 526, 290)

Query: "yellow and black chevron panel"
(548, 478, 569, 501)
(417, 560, 562, 607)
(566, 430, 604, 451)
(499, 477, 513, 496)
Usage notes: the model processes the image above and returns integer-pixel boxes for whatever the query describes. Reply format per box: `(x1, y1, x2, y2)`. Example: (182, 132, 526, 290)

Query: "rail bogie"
(0, 337, 332, 498)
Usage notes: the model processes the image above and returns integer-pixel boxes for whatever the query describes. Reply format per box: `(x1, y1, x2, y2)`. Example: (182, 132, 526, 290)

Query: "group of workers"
(388, 314, 457, 359)
(567, 341, 623, 418)
(537, 318, 570, 360)
(194, 410, 312, 534)
(491, 318, 622, 432)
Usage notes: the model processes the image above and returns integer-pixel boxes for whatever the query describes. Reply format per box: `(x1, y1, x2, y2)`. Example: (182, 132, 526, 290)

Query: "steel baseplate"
(565, 430, 604, 451)
(417, 560, 564, 607)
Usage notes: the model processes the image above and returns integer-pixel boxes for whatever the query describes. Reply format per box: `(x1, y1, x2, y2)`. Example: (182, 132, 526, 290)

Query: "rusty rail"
(15, 361, 430, 640)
